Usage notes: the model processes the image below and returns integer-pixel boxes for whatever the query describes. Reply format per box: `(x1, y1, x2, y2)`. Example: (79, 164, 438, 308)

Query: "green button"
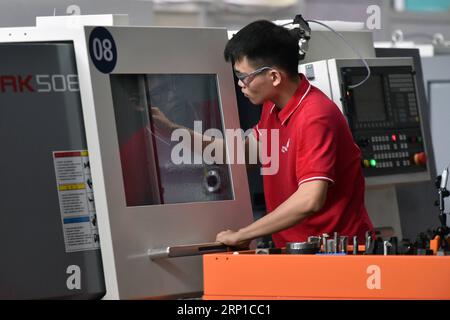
(370, 159, 377, 167)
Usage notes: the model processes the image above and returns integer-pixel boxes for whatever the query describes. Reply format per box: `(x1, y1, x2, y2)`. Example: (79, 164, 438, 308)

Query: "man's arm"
(216, 180, 329, 247)
(174, 126, 261, 169)
(152, 106, 261, 167)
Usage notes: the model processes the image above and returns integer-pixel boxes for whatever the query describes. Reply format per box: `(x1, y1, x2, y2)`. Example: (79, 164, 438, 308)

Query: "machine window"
(110, 74, 234, 206)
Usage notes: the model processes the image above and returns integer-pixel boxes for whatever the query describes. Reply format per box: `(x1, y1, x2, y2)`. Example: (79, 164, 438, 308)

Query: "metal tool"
(286, 241, 320, 254)
(340, 236, 348, 254)
(353, 236, 358, 255)
(326, 239, 335, 254)
(308, 236, 321, 244)
(322, 233, 329, 253)
(334, 232, 339, 253)
(383, 241, 392, 256)
(365, 231, 373, 254)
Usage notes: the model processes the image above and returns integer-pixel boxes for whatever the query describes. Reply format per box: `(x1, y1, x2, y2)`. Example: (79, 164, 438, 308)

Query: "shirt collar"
(270, 73, 311, 126)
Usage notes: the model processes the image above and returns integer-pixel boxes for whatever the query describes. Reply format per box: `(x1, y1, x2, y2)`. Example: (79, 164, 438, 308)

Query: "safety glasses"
(234, 66, 273, 86)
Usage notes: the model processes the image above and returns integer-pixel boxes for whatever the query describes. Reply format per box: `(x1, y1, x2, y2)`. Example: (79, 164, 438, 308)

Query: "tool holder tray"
(203, 248, 450, 299)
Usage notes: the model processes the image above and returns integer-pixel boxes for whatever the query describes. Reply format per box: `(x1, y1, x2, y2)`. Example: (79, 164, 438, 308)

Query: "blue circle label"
(89, 27, 117, 74)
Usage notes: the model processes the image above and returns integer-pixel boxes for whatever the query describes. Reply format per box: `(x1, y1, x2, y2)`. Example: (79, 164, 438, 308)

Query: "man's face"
(234, 57, 272, 106)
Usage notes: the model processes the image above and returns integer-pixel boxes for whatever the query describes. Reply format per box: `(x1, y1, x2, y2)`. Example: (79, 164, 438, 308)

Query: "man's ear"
(270, 69, 282, 87)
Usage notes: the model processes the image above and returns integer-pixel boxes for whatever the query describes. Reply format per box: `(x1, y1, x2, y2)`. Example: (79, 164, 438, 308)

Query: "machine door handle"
(148, 242, 229, 260)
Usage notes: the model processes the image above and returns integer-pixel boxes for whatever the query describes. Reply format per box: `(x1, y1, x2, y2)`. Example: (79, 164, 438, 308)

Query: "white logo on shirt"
(281, 138, 290, 153)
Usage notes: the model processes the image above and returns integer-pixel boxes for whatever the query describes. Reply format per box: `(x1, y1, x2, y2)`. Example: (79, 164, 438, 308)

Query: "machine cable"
(283, 15, 371, 89)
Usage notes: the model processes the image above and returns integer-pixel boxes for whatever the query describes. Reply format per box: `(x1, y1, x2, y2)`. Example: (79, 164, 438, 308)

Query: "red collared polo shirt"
(253, 74, 374, 247)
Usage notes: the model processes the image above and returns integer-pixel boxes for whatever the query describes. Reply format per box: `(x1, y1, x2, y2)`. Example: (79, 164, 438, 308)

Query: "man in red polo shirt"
(216, 20, 374, 248)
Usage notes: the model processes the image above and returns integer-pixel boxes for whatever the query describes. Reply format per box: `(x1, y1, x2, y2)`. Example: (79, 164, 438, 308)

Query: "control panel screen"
(352, 75, 387, 122)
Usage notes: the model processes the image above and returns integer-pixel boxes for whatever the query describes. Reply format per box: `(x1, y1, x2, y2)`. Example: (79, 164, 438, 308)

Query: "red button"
(414, 152, 427, 166)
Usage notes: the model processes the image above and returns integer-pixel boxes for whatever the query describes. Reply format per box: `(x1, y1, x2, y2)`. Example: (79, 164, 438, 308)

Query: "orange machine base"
(203, 251, 450, 300)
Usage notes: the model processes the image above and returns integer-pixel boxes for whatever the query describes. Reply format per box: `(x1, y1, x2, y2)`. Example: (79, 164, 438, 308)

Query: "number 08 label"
(89, 27, 117, 74)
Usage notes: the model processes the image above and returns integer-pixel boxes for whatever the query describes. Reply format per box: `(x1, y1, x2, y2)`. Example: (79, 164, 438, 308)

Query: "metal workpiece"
(383, 241, 392, 256)
(365, 231, 372, 254)
(339, 236, 348, 253)
(353, 236, 358, 255)
(365, 236, 373, 254)
(322, 233, 329, 253)
(286, 241, 320, 254)
(334, 232, 339, 253)
(148, 242, 229, 260)
(308, 236, 321, 244)
(326, 239, 335, 254)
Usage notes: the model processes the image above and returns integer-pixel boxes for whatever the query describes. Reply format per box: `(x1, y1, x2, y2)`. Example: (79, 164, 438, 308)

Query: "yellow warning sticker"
(58, 183, 86, 191)
(53, 149, 99, 253)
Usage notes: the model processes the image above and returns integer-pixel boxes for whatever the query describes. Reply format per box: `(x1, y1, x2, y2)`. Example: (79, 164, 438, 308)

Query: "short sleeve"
(296, 109, 337, 186)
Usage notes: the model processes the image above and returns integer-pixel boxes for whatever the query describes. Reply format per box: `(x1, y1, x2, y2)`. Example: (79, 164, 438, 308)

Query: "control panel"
(340, 65, 427, 177)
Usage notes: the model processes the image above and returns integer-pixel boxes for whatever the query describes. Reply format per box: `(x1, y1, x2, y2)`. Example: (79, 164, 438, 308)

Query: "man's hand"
(216, 180, 329, 246)
(151, 107, 179, 135)
(216, 229, 251, 248)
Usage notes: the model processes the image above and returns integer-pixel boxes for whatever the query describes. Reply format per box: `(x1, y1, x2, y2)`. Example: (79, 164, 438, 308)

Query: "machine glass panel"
(110, 73, 233, 206)
(341, 66, 427, 177)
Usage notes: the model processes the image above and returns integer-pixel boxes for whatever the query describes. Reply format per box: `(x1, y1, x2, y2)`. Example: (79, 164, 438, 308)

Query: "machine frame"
(82, 25, 253, 299)
(0, 18, 253, 299)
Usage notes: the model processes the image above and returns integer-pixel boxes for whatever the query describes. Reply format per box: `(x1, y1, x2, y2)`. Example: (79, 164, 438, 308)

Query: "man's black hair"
(224, 20, 300, 78)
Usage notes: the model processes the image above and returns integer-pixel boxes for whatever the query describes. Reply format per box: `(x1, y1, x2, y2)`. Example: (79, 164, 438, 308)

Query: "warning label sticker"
(53, 150, 99, 252)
